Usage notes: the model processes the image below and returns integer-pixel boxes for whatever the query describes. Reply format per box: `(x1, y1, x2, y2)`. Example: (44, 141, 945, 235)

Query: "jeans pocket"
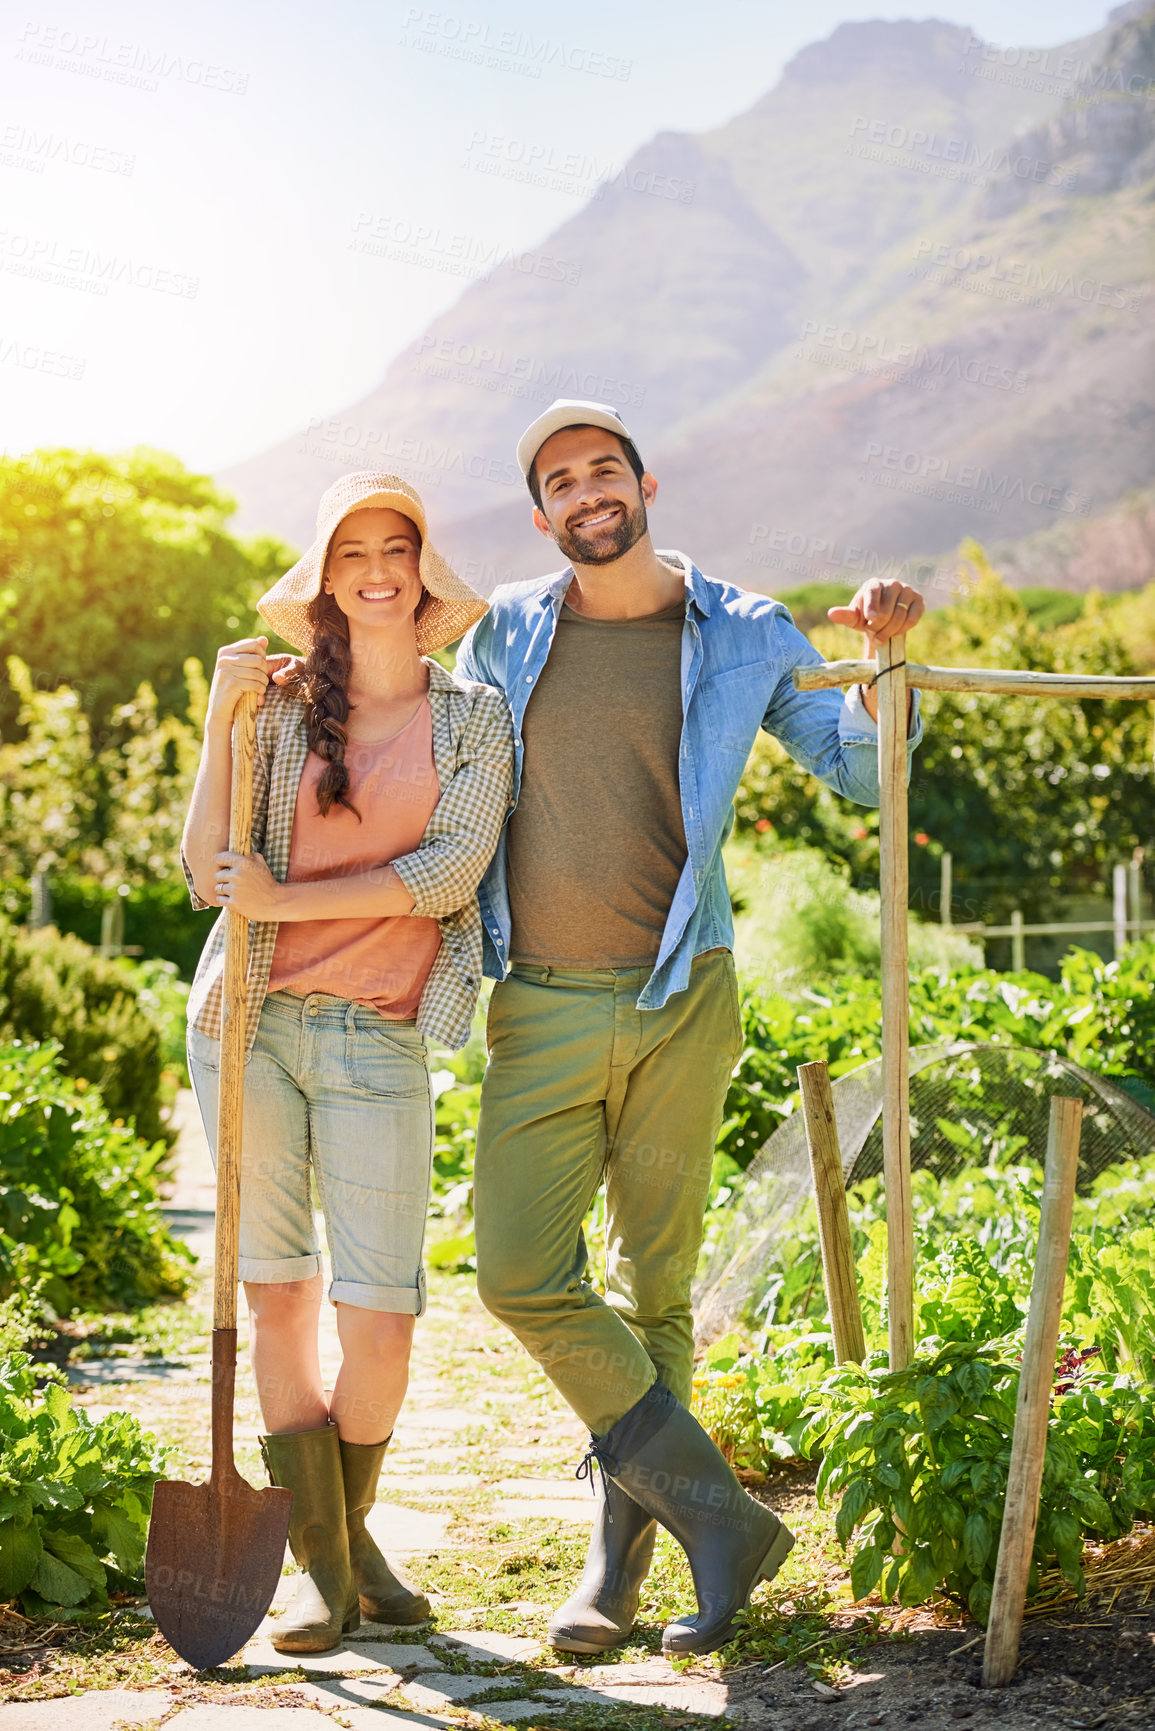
(187, 1023, 221, 1074)
(347, 1021, 430, 1097)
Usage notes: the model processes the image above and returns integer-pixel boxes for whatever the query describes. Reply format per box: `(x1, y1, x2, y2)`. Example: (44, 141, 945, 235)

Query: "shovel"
(146, 688, 293, 1669)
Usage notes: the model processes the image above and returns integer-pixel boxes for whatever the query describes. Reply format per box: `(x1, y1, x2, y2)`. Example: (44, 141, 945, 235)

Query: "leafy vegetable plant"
(0, 1351, 171, 1614)
(801, 1342, 1155, 1623)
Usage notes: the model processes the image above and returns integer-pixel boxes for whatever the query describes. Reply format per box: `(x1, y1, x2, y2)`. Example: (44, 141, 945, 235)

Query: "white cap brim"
(516, 398, 639, 480)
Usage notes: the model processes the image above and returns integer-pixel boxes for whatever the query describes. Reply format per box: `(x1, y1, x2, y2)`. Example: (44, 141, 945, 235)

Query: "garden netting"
(693, 1041, 1155, 1346)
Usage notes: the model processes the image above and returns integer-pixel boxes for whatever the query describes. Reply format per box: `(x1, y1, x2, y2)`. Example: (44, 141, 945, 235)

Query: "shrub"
(0, 1040, 192, 1316)
(0, 918, 170, 1144)
(802, 1343, 1155, 1622)
(0, 1350, 170, 1614)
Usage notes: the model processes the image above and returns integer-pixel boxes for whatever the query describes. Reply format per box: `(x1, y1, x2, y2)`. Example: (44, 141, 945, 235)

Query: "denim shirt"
(456, 552, 923, 1011)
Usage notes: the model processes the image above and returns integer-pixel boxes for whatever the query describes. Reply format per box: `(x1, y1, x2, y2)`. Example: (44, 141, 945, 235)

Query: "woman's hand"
(205, 637, 294, 736)
(210, 850, 285, 918)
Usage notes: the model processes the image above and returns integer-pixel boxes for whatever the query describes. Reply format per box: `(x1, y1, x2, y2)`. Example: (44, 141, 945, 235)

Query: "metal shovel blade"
(146, 1469, 292, 1670)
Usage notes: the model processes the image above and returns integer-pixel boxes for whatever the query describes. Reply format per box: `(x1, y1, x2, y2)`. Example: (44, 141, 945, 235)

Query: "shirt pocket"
(696, 665, 773, 757)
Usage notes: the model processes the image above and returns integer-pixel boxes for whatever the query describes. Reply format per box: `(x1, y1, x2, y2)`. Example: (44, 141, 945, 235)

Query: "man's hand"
(210, 850, 284, 918)
(828, 578, 925, 655)
(828, 579, 924, 723)
(271, 654, 306, 686)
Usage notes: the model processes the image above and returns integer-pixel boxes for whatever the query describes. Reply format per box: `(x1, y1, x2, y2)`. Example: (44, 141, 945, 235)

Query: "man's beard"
(552, 496, 648, 566)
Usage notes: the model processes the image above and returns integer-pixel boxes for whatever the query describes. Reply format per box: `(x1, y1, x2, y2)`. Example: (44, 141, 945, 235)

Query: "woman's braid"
(289, 589, 363, 820)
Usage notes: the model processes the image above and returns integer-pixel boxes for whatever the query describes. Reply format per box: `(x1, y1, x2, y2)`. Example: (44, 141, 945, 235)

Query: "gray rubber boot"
(339, 1436, 431, 1626)
(586, 1381, 795, 1656)
(261, 1423, 360, 1654)
(549, 1475, 656, 1654)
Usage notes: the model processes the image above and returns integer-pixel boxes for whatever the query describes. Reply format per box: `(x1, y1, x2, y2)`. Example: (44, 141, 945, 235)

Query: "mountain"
(221, 8, 1155, 600)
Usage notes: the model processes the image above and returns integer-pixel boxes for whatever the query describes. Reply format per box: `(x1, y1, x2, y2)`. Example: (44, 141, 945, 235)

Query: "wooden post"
(789, 659, 1154, 1381)
(940, 851, 952, 928)
(798, 1062, 866, 1364)
(1113, 864, 1128, 956)
(99, 896, 125, 959)
(1010, 909, 1025, 973)
(29, 871, 51, 929)
(982, 1095, 1082, 1690)
(1129, 853, 1143, 935)
(876, 638, 913, 1371)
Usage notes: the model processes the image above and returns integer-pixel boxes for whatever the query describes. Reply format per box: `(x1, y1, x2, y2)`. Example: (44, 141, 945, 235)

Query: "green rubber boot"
(339, 1436, 431, 1625)
(260, 1423, 360, 1654)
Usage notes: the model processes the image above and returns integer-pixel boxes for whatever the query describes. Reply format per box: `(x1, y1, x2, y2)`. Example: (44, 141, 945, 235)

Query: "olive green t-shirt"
(507, 598, 688, 968)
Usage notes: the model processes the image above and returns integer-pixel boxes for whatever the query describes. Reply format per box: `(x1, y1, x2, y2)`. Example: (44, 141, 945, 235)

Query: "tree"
(733, 548, 1155, 926)
(0, 447, 293, 740)
(0, 656, 207, 892)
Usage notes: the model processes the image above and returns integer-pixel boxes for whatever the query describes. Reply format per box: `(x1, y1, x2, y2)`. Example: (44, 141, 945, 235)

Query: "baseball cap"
(515, 397, 642, 482)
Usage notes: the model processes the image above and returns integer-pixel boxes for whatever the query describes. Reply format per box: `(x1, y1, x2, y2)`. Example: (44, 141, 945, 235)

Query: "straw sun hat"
(256, 471, 488, 656)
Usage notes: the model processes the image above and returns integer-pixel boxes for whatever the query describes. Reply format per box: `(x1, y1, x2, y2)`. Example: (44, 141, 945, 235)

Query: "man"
(456, 398, 924, 1656)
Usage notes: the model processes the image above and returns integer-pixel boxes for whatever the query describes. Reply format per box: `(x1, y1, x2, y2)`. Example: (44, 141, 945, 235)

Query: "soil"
(727, 1607, 1155, 1729)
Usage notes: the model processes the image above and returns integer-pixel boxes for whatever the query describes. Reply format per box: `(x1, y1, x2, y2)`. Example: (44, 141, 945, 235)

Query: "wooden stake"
(876, 638, 913, 1371)
(795, 660, 1155, 701)
(982, 1095, 1082, 1690)
(798, 1062, 865, 1364)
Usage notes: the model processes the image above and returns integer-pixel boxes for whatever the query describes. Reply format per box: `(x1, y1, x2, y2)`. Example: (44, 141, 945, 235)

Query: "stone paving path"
(0, 1097, 737, 1728)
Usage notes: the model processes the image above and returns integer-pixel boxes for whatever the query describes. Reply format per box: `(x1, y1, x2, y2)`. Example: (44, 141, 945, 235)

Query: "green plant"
(732, 554, 1155, 921)
(720, 937, 1155, 1173)
(0, 1350, 171, 1614)
(0, 1040, 192, 1315)
(0, 918, 171, 1144)
(802, 1342, 1155, 1623)
(425, 1068, 482, 1271)
(123, 956, 190, 1089)
(692, 1329, 837, 1475)
(0, 446, 292, 738)
(1065, 1226, 1155, 1385)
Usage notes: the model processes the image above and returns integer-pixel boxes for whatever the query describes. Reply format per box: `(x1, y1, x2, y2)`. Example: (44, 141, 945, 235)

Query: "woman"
(180, 471, 512, 1653)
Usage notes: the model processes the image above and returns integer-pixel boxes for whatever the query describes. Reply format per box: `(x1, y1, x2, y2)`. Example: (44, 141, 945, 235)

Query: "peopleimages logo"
(410, 336, 646, 409)
(0, 123, 135, 176)
(297, 416, 521, 490)
(463, 132, 695, 204)
(910, 240, 1140, 314)
(0, 334, 85, 380)
(847, 116, 1075, 190)
(860, 442, 1092, 517)
(349, 212, 581, 285)
(15, 20, 249, 93)
(797, 320, 1028, 394)
(399, 8, 632, 81)
(0, 231, 198, 298)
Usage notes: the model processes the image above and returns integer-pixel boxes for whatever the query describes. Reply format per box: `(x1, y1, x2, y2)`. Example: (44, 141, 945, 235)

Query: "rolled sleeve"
(839, 680, 923, 747)
(182, 849, 211, 912)
(761, 624, 923, 808)
(390, 688, 514, 919)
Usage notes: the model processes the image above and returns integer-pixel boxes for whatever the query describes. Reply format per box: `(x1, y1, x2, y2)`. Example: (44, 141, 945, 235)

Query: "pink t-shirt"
(267, 700, 442, 1017)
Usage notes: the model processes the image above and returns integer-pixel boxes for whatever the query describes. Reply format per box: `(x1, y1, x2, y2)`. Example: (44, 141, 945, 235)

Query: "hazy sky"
(0, 1, 1122, 472)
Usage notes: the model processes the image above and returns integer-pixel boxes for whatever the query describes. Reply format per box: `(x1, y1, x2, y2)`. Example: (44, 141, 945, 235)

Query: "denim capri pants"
(186, 988, 435, 1315)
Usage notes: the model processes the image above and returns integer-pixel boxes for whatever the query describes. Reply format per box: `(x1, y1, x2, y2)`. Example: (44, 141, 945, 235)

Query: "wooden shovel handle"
(213, 689, 259, 1333)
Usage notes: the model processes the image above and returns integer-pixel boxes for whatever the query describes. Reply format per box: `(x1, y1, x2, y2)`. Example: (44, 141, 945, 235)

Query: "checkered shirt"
(183, 660, 514, 1054)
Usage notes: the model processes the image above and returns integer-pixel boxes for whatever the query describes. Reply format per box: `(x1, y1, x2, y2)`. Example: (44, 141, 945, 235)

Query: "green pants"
(473, 949, 743, 1435)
